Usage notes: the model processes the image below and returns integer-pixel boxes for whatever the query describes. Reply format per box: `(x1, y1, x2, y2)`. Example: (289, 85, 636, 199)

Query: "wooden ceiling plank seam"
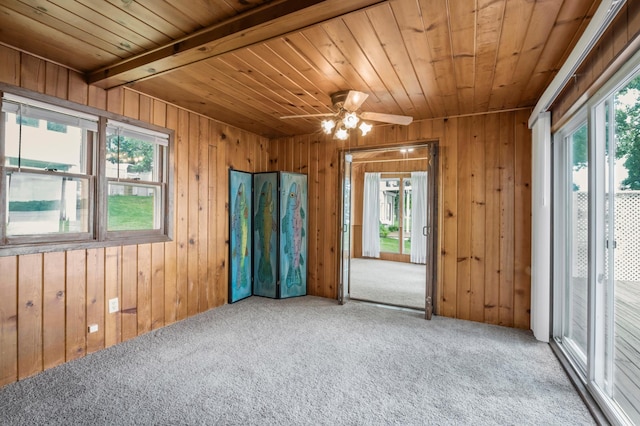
(282, 32, 352, 92)
(127, 1, 203, 34)
(472, 0, 506, 112)
(241, 43, 333, 114)
(341, 10, 419, 117)
(318, 17, 397, 114)
(300, 24, 381, 110)
(447, 0, 477, 115)
(388, 0, 444, 118)
(103, 0, 187, 40)
(175, 0, 237, 27)
(487, 0, 536, 111)
(87, 0, 388, 88)
(73, 0, 173, 45)
(217, 49, 331, 117)
(266, 37, 344, 102)
(156, 70, 303, 136)
(365, 4, 432, 118)
(10, 0, 143, 59)
(221, 0, 266, 15)
(519, 0, 601, 107)
(510, 0, 565, 108)
(419, 0, 459, 115)
(0, 4, 121, 71)
(201, 58, 331, 125)
(47, 0, 162, 50)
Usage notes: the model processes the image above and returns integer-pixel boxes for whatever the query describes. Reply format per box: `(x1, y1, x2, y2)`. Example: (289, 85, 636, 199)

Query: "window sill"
(0, 234, 172, 257)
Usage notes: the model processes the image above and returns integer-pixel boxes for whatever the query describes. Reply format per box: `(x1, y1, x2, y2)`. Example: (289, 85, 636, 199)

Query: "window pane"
(108, 182, 160, 231)
(106, 130, 159, 182)
(6, 172, 90, 236)
(4, 111, 89, 173)
(403, 179, 412, 254)
(610, 76, 640, 424)
(564, 123, 589, 363)
(379, 178, 400, 253)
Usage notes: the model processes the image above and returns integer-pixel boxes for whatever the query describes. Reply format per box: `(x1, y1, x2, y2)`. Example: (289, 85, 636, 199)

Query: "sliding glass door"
(554, 67, 640, 425)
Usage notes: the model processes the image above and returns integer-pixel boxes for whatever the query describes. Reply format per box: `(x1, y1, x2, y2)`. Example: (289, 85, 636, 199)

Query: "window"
(106, 121, 167, 233)
(0, 90, 172, 250)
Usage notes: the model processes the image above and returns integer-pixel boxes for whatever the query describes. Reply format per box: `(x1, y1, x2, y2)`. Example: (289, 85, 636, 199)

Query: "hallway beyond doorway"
(349, 258, 425, 310)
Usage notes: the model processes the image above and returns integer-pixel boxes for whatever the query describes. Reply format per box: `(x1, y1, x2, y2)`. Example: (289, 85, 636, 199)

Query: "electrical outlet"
(88, 324, 98, 333)
(108, 297, 119, 314)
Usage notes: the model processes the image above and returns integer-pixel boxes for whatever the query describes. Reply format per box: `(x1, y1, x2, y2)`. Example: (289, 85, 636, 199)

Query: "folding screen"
(279, 172, 308, 298)
(253, 172, 278, 298)
(229, 170, 307, 301)
(229, 170, 253, 303)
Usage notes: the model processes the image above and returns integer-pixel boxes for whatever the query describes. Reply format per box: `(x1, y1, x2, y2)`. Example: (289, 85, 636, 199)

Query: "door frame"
(337, 141, 439, 318)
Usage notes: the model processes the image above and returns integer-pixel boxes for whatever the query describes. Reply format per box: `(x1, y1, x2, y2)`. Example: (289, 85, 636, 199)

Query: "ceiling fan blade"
(280, 113, 335, 119)
(343, 90, 369, 111)
(360, 111, 413, 125)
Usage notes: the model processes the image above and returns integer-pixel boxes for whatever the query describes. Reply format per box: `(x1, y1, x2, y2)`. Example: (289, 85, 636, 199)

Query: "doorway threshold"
(350, 297, 425, 313)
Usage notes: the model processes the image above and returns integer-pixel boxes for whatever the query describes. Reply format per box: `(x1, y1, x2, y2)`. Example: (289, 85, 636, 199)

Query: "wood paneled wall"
(270, 110, 532, 329)
(0, 46, 269, 387)
(552, 1, 640, 126)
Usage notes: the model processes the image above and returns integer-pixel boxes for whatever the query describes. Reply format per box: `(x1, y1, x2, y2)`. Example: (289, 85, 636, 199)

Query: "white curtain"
(362, 172, 381, 258)
(410, 172, 428, 264)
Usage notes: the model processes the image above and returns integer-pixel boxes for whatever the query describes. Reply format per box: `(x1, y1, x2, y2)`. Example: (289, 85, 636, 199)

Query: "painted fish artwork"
(229, 170, 252, 303)
(279, 173, 307, 298)
(253, 173, 278, 298)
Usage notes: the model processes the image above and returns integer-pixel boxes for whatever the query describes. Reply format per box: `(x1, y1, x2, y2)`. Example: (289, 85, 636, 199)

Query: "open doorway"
(339, 143, 438, 315)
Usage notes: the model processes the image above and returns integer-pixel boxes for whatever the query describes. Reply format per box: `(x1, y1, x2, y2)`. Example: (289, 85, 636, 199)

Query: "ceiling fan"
(280, 90, 413, 139)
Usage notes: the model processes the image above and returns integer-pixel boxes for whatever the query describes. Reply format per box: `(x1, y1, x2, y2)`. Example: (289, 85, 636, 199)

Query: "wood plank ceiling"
(0, 0, 601, 138)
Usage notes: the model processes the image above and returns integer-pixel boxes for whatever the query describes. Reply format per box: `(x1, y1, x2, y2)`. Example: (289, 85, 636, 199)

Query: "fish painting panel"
(253, 173, 278, 298)
(229, 170, 253, 303)
(279, 173, 307, 298)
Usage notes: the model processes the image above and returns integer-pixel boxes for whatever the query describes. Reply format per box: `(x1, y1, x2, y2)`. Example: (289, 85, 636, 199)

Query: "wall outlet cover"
(88, 324, 98, 333)
(108, 298, 119, 314)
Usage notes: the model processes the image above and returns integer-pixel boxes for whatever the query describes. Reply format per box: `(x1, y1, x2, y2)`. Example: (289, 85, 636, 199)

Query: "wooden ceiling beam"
(87, 0, 387, 89)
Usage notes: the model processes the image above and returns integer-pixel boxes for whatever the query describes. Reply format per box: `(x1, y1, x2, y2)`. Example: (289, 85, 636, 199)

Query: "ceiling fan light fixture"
(321, 119, 336, 134)
(335, 127, 349, 140)
(359, 121, 372, 136)
(342, 112, 359, 129)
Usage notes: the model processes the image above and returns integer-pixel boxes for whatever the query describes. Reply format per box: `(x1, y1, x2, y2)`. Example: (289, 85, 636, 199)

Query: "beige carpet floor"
(349, 258, 426, 309)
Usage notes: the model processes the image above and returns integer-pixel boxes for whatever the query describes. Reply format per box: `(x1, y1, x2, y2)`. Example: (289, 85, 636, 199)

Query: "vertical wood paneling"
(456, 117, 472, 320)
(198, 116, 209, 312)
(441, 118, 458, 317)
(20, 54, 45, 92)
(498, 112, 516, 327)
(121, 245, 138, 342)
(42, 252, 66, 369)
(151, 242, 165, 330)
(17, 254, 42, 379)
(104, 247, 122, 347)
(44, 62, 68, 99)
(86, 248, 105, 354)
(164, 105, 179, 324)
(176, 109, 190, 320)
(65, 250, 86, 361)
(470, 115, 486, 321)
(0, 45, 20, 85)
(514, 109, 532, 329)
(0, 256, 18, 386)
(67, 72, 88, 105)
(484, 113, 501, 324)
(136, 244, 152, 335)
(187, 113, 200, 316)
